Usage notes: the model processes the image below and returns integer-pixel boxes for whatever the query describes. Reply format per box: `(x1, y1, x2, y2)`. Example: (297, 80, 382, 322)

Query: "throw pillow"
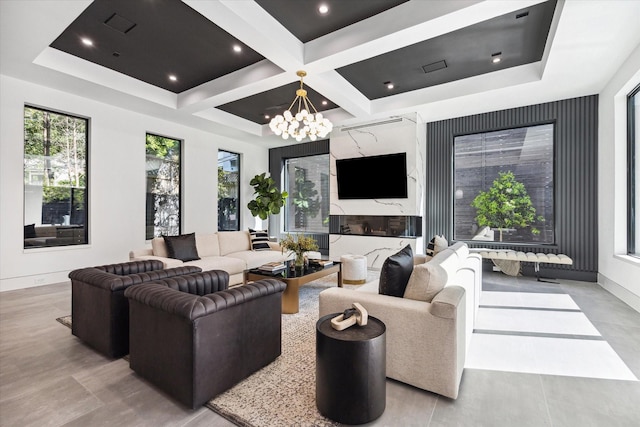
(425, 235, 448, 260)
(378, 244, 414, 297)
(403, 262, 448, 302)
(163, 233, 200, 262)
(249, 228, 271, 251)
(24, 223, 36, 239)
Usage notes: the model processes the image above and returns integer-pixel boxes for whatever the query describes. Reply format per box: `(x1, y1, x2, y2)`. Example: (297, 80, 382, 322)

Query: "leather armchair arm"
(68, 265, 202, 292)
(159, 270, 230, 295)
(125, 279, 286, 320)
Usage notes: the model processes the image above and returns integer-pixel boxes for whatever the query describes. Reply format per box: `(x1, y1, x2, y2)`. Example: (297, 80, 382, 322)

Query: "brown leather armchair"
(69, 260, 201, 358)
(124, 273, 286, 409)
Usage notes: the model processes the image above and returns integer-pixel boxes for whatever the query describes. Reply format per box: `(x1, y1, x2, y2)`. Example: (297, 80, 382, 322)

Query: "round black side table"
(316, 313, 386, 425)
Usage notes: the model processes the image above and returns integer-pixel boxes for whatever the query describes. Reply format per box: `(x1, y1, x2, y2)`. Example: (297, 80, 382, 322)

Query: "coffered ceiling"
(2, 0, 640, 146)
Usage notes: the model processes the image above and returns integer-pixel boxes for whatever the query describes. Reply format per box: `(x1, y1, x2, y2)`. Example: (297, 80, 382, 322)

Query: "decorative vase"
(295, 252, 305, 271)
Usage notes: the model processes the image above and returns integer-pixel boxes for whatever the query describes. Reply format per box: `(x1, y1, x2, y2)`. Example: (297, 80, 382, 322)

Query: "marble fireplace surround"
(328, 114, 426, 269)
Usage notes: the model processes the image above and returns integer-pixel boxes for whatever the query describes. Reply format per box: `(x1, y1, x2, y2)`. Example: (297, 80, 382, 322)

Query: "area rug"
(56, 315, 72, 329)
(206, 275, 352, 427)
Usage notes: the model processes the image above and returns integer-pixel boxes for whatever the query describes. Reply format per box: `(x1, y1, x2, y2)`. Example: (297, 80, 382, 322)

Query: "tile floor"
(1, 271, 639, 426)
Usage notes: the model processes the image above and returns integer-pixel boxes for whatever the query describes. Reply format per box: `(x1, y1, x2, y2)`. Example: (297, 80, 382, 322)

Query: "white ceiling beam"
(33, 48, 178, 108)
(304, 0, 548, 72)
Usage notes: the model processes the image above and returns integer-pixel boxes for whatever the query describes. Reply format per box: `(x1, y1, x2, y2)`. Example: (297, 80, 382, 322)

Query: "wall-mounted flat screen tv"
(336, 152, 408, 199)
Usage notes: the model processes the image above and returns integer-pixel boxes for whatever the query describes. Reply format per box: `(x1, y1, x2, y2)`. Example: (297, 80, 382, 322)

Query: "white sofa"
(318, 242, 482, 399)
(129, 231, 289, 286)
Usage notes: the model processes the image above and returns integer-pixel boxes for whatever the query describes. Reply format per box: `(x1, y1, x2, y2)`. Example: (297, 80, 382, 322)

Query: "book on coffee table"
(310, 259, 333, 267)
(259, 261, 286, 272)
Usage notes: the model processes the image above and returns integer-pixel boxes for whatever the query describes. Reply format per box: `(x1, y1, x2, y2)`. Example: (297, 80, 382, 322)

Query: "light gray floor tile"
(430, 369, 551, 427)
(541, 375, 640, 427)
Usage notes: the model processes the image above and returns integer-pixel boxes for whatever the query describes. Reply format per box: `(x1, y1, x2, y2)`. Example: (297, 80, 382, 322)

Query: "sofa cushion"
(226, 250, 288, 270)
(151, 237, 169, 258)
(196, 233, 221, 257)
(379, 244, 414, 297)
(218, 231, 251, 255)
(426, 235, 448, 260)
(249, 229, 271, 251)
(404, 262, 448, 303)
(163, 233, 201, 262)
(183, 256, 246, 275)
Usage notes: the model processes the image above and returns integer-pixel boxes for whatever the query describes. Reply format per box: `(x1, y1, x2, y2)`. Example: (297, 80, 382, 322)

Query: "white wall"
(598, 43, 640, 312)
(0, 75, 268, 291)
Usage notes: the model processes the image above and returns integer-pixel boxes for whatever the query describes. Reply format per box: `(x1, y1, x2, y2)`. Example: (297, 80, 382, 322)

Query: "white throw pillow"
(403, 261, 448, 302)
(425, 235, 448, 260)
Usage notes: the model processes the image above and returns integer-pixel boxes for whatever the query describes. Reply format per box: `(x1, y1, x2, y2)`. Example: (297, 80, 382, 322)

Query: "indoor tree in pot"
(471, 171, 544, 242)
(247, 172, 288, 222)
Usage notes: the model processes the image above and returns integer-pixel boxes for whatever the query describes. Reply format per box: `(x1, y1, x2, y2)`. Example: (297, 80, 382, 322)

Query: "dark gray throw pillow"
(24, 223, 36, 239)
(378, 244, 414, 297)
(163, 233, 200, 262)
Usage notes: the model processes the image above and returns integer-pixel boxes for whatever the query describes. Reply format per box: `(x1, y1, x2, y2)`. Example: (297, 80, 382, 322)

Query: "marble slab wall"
(329, 114, 426, 265)
(330, 234, 419, 269)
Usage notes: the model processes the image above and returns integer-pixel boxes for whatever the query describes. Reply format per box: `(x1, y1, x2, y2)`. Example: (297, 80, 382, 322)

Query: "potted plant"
(280, 233, 318, 270)
(247, 173, 288, 221)
(471, 171, 544, 241)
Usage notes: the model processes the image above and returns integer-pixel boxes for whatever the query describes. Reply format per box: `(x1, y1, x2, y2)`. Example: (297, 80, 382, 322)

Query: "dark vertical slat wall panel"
(425, 95, 598, 281)
(268, 139, 330, 253)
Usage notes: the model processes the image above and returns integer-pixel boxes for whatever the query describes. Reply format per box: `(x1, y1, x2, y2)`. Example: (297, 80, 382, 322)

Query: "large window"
(284, 154, 330, 233)
(146, 134, 181, 239)
(218, 150, 240, 231)
(454, 123, 554, 244)
(628, 84, 640, 256)
(23, 106, 88, 248)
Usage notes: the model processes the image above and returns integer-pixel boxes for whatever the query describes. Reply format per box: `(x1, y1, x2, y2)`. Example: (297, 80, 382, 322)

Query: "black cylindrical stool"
(316, 313, 386, 425)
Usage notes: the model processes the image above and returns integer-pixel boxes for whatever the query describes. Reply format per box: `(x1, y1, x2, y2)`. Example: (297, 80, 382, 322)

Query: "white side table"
(340, 254, 367, 284)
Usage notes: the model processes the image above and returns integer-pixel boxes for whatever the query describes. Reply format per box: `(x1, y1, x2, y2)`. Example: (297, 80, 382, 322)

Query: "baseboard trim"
(598, 274, 640, 314)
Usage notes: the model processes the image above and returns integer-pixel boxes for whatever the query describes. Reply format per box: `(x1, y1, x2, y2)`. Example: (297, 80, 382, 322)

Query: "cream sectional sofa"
(129, 231, 289, 286)
(318, 242, 481, 399)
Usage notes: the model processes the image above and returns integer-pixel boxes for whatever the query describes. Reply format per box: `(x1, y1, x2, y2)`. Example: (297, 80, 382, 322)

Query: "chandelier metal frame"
(268, 70, 333, 142)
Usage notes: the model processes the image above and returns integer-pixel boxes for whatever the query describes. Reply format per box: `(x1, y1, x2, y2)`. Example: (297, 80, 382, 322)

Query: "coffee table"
(244, 262, 342, 314)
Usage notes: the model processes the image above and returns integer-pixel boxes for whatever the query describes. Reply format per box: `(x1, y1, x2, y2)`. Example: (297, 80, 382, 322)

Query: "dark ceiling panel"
(255, 0, 409, 42)
(218, 81, 339, 125)
(336, 0, 557, 100)
(50, 0, 265, 93)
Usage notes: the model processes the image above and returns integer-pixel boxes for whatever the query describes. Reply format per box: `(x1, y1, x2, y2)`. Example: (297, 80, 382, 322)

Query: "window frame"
(282, 153, 330, 234)
(145, 132, 182, 240)
(217, 149, 241, 231)
(452, 121, 557, 246)
(627, 83, 640, 256)
(23, 104, 90, 249)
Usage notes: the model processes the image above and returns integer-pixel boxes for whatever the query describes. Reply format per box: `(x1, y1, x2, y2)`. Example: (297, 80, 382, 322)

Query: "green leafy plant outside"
(247, 173, 289, 220)
(471, 171, 544, 241)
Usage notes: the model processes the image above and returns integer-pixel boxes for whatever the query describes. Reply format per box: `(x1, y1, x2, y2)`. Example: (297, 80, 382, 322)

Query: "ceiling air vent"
(422, 60, 447, 74)
(104, 13, 136, 34)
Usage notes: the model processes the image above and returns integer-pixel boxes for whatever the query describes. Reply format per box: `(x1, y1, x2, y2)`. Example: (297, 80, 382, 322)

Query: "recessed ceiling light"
(321, 100, 328, 106)
(384, 81, 394, 90)
(318, 4, 329, 14)
(491, 52, 502, 63)
(81, 37, 93, 46)
(492, 57, 501, 64)
(168, 75, 177, 82)
(233, 44, 242, 53)
(264, 114, 270, 120)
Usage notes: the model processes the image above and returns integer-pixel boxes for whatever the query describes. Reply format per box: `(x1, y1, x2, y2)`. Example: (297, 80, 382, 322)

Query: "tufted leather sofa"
(125, 273, 286, 408)
(69, 260, 202, 358)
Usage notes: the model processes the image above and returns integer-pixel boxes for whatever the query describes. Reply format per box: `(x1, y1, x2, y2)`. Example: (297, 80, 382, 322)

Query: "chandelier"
(269, 70, 333, 142)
